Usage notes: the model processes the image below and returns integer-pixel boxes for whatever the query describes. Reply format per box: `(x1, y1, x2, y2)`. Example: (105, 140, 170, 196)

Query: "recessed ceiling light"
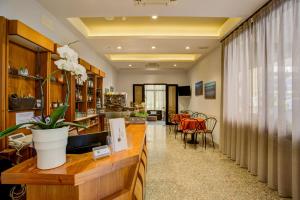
(185, 46, 190, 50)
(173, 64, 177, 67)
(151, 15, 158, 20)
(151, 46, 156, 49)
(198, 46, 209, 50)
(117, 46, 122, 50)
(105, 17, 115, 21)
(128, 64, 132, 67)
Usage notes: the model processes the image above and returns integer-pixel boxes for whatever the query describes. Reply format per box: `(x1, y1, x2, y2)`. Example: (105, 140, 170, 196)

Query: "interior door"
(133, 84, 145, 105)
(166, 84, 178, 124)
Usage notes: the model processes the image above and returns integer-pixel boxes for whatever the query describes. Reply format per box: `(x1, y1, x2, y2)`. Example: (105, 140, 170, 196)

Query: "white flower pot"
(32, 126, 69, 170)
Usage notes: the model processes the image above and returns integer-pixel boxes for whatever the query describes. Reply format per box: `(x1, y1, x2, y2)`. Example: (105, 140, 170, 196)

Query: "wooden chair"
(168, 112, 177, 136)
(198, 117, 217, 149)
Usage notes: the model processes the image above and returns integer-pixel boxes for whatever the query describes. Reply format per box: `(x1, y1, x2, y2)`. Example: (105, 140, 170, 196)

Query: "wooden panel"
(40, 52, 51, 116)
(50, 59, 64, 105)
(138, 163, 145, 187)
(8, 20, 54, 52)
(78, 166, 131, 200)
(54, 43, 61, 55)
(133, 85, 144, 104)
(100, 70, 106, 78)
(133, 177, 143, 200)
(0, 17, 7, 150)
(66, 74, 75, 122)
(27, 185, 79, 200)
(141, 152, 147, 171)
(90, 65, 98, 75)
(79, 58, 91, 71)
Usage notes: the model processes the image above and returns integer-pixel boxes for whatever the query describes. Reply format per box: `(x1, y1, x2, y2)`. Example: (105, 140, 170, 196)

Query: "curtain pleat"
(292, 0, 300, 199)
(222, 0, 300, 198)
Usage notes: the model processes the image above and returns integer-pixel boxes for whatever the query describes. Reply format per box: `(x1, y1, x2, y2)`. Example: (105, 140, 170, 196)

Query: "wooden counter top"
(1, 124, 146, 186)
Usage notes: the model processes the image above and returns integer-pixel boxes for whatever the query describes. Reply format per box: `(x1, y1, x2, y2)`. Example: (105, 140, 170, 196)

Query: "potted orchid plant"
(0, 45, 88, 169)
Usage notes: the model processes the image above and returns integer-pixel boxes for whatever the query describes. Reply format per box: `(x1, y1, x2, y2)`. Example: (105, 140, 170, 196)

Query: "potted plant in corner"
(0, 45, 88, 169)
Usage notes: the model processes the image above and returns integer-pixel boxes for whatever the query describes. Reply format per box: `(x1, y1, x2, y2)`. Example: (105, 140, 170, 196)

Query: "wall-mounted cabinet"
(73, 60, 105, 133)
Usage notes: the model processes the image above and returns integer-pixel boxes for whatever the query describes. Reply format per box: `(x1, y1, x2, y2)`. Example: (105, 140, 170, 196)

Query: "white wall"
(0, 0, 117, 88)
(116, 70, 190, 111)
(187, 46, 222, 144)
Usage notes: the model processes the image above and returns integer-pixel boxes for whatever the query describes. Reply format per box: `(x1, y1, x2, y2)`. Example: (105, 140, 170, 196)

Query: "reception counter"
(1, 124, 148, 200)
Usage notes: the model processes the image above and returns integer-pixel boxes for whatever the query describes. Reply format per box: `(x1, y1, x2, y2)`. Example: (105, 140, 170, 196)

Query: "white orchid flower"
(55, 45, 88, 83)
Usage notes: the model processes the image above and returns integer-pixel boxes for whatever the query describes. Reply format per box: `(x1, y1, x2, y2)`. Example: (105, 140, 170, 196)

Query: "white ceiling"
(37, 0, 268, 71)
(37, 0, 268, 18)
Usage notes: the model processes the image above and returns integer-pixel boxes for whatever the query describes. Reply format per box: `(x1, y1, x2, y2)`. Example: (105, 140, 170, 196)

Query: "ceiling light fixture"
(173, 64, 177, 67)
(129, 64, 133, 67)
(105, 17, 115, 21)
(151, 46, 156, 49)
(106, 53, 201, 62)
(185, 46, 190, 50)
(151, 15, 158, 20)
(117, 46, 122, 50)
(134, 0, 178, 6)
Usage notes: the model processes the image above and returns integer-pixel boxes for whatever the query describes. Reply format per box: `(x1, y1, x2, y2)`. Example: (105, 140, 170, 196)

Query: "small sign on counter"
(92, 145, 111, 160)
(109, 118, 128, 152)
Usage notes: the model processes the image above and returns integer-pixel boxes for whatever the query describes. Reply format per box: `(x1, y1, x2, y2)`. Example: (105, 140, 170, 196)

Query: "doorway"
(144, 84, 166, 121)
(133, 84, 178, 124)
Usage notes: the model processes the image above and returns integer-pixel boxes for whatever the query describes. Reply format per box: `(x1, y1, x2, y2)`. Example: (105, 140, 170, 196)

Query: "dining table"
(171, 113, 190, 123)
(180, 118, 206, 144)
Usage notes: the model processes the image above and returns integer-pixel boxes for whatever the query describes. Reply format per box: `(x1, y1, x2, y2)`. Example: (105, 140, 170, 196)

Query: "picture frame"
(110, 86, 114, 92)
(195, 81, 203, 96)
(204, 81, 216, 99)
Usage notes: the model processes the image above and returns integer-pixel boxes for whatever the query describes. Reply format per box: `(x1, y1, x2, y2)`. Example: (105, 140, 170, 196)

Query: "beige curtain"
(221, 0, 300, 198)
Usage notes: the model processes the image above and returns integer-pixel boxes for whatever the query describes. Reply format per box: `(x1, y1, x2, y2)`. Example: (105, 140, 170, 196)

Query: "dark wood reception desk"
(1, 124, 148, 200)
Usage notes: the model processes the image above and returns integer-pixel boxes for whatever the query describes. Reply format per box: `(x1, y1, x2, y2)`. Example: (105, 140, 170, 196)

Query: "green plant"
(0, 45, 88, 138)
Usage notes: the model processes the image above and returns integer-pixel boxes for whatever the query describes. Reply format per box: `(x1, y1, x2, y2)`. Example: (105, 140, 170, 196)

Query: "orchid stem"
(64, 71, 70, 106)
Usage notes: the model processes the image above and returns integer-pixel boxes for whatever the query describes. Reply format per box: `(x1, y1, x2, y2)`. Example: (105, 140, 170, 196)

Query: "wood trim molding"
(0, 17, 8, 149)
(8, 20, 55, 52)
(90, 65, 98, 74)
(40, 52, 51, 116)
(78, 58, 91, 71)
(99, 70, 106, 78)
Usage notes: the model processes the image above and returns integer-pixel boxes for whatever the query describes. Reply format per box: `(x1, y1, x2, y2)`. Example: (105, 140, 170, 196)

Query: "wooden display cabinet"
(3, 19, 54, 150)
(73, 61, 105, 133)
(96, 69, 103, 112)
(0, 17, 106, 152)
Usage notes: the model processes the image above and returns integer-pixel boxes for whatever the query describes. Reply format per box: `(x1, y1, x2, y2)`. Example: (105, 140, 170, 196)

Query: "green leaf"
(49, 105, 68, 128)
(55, 122, 87, 129)
(0, 121, 47, 138)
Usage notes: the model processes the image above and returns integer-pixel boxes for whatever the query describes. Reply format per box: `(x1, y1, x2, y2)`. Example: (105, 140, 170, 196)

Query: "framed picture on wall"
(205, 81, 216, 99)
(110, 86, 114, 92)
(195, 81, 203, 96)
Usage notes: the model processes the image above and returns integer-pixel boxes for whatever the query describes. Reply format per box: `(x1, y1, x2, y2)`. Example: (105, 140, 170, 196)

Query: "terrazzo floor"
(145, 122, 290, 200)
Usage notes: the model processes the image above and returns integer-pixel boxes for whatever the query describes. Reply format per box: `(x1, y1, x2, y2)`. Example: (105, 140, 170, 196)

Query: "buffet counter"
(1, 124, 147, 200)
